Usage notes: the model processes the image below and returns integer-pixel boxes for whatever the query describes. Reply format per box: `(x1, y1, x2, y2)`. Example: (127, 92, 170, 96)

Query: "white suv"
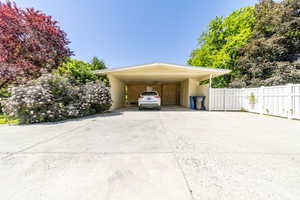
(138, 91, 161, 110)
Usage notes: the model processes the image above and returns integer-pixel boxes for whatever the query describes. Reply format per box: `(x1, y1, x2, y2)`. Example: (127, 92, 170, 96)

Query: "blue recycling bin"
(189, 96, 196, 109)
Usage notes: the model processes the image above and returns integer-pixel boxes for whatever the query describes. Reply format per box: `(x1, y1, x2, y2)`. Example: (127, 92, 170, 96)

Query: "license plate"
(147, 97, 151, 100)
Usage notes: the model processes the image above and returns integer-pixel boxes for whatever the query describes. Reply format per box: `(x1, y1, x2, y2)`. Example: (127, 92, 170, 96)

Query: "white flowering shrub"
(1, 74, 111, 124)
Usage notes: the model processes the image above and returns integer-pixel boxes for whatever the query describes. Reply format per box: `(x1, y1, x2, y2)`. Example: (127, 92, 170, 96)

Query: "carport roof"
(93, 62, 230, 83)
(94, 62, 230, 74)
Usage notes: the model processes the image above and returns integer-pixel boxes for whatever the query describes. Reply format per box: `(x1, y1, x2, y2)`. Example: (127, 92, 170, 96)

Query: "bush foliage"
(1, 74, 111, 124)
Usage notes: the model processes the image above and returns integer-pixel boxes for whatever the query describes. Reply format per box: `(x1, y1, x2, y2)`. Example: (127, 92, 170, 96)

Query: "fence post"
(259, 86, 264, 115)
(224, 88, 226, 111)
(208, 74, 213, 111)
(242, 88, 245, 111)
(208, 87, 211, 111)
(287, 84, 293, 119)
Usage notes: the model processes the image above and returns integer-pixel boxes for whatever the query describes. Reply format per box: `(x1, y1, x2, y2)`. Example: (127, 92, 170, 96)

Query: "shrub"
(0, 113, 19, 124)
(1, 74, 111, 124)
(0, 88, 10, 113)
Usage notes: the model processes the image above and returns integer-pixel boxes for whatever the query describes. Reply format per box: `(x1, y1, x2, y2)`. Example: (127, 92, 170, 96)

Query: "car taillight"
(155, 96, 160, 98)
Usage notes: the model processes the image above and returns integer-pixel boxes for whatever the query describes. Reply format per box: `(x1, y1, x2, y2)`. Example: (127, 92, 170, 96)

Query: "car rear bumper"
(139, 103, 160, 108)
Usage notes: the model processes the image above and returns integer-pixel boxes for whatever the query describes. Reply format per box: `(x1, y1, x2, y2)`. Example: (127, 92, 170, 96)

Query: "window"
(141, 92, 158, 96)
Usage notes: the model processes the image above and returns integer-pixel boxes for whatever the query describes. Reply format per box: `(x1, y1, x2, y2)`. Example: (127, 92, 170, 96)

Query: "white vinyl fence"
(209, 84, 300, 119)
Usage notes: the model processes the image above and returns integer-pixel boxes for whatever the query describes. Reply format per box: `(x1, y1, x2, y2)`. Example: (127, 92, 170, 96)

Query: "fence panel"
(209, 84, 300, 119)
(262, 86, 289, 117)
(209, 88, 225, 110)
(224, 89, 243, 111)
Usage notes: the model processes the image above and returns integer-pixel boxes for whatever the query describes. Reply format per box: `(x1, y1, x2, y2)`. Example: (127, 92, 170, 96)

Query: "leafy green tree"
(231, 0, 300, 87)
(91, 57, 106, 70)
(90, 57, 108, 84)
(57, 57, 108, 84)
(188, 7, 256, 87)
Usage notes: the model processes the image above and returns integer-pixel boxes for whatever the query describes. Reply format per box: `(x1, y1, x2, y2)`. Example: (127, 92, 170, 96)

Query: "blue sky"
(14, 0, 257, 68)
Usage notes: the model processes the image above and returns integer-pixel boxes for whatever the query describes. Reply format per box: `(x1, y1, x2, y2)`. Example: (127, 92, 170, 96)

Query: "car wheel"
(157, 106, 161, 111)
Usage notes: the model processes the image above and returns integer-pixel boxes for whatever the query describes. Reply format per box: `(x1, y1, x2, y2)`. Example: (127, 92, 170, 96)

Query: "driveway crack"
(158, 111, 195, 200)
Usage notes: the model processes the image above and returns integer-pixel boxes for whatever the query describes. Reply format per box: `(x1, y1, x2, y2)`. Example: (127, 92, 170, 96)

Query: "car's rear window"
(141, 92, 158, 96)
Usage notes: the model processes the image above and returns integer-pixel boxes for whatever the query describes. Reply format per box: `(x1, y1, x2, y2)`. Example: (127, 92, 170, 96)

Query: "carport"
(94, 62, 230, 110)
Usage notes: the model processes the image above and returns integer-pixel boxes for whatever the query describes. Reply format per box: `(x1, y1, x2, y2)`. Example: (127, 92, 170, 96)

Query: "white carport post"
(208, 74, 213, 111)
(107, 75, 125, 110)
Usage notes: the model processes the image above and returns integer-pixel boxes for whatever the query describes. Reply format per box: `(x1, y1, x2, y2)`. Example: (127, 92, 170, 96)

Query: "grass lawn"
(0, 114, 19, 125)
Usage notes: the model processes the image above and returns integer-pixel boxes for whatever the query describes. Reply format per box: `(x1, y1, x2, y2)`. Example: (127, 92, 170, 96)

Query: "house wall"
(108, 75, 125, 110)
(188, 78, 199, 96)
(197, 84, 210, 110)
(186, 78, 210, 110)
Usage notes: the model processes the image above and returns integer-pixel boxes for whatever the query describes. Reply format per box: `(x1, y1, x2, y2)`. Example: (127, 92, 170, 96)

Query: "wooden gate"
(162, 84, 178, 105)
(127, 84, 146, 104)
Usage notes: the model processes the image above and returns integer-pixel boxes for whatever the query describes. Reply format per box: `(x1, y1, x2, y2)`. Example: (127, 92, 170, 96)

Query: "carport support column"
(208, 74, 213, 111)
(108, 75, 125, 111)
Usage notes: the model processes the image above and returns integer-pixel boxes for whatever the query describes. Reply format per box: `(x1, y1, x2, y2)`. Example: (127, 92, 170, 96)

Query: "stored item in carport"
(195, 96, 206, 110)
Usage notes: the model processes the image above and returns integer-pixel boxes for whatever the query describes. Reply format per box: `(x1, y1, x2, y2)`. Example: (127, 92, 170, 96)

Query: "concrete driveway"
(0, 106, 300, 200)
